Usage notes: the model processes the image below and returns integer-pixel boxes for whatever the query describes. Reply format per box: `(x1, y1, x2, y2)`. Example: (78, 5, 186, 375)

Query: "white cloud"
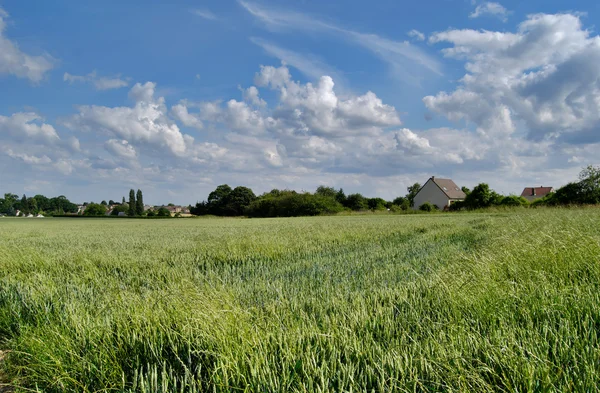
(104, 139, 137, 160)
(470, 2, 510, 22)
(171, 103, 204, 130)
(5, 149, 52, 165)
(242, 85, 266, 107)
(191, 9, 217, 20)
(254, 64, 401, 136)
(0, 8, 53, 82)
(426, 13, 600, 142)
(64, 71, 129, 90)
(0, 112, 60, 143)
(408, 29, 425, 41)
(250, 38, 345, 84)
(239, 1, 442, 83)
(63, 82, 191, 156)
(64, 73, 129, 91)
(395, 128, 433, 154)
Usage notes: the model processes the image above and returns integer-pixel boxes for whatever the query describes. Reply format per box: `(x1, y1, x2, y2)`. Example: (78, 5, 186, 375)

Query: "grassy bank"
(1, 209, 599, 392)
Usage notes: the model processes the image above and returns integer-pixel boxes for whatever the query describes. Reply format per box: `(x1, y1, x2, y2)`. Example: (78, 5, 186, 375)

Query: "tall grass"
(0, 209, 599, 392)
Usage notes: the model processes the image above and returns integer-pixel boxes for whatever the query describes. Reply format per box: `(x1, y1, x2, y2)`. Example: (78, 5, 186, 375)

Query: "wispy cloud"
(469, 2, 509, 22)
(250, 37, 345, 85)
(64, 71, 129, 90)
(239, 1, 442, 84)
(408, 29, 425, 41)
(191, 9, 217, 21)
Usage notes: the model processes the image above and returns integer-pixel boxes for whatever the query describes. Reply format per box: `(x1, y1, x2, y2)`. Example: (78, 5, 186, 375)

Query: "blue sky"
(1, 0, 600, 204)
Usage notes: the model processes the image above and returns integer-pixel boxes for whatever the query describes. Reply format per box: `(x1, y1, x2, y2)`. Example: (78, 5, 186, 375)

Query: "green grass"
(0, 209, 599, 392)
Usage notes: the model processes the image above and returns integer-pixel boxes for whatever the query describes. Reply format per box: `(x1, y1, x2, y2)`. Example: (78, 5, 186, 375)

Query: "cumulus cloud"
(254, 64, 401, 136)
(63, 82, 191, 156)
(0, 112, 60, 143)
(0, 8, 53, 82)
(104, 139, 137, 160)
(426, 13, 600, 142)
(171, 103, 204, 130)
(64, 71, 129, 90)
(469, 2, 509, 22)
(242, 86, 266, 107)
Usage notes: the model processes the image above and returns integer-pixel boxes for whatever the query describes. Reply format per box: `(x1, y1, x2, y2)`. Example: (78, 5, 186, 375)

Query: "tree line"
(0, 194, 79, 216)
(1, 189, 168, 217)
(448, 165, 600, 211)
(189, 183, 423, 218)
(191, 165, 600, 217)
(3, 165, 598, 218)
(80, 189, 173, 217)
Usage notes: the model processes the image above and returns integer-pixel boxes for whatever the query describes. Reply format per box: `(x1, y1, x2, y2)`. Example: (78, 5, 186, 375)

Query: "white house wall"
(413, 180, 449, 210)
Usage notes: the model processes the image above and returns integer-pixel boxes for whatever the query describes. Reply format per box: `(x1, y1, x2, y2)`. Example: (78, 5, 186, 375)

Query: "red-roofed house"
(520, 186, 554, 202)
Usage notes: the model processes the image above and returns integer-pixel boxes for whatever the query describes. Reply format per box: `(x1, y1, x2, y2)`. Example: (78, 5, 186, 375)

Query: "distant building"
(413, 176, 467, 210)
(520, 186, 554, 202)
(165, 206, 182, 214)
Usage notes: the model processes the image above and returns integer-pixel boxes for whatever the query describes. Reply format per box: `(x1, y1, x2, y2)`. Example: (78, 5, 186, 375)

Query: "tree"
(20, 194, 29, 214)
(110, 204, 128, 216)
(500, 195, 529, 206)
(345, 193, 368, 211)
(419, 202, 435, 212)
(206, 184, 233, 215)
(225, 186, 256, 216)
(84, 203, 107, 216)
(335, 188, 347, 206)
(461, 186, 471, 195)
(128, 189, 136, 216)
(406, 183, 421, 207)
(464, 183, 494, 209)
(122, 196, 126, 205)
(392, 196, 410, 211)
(109, 200, 116, 206)
(27, 197, 38, 214)
(578, 165, 600, 204)
(315, 186, 337, 199)
(157, 207, 171, 217)
(190, 201, 209, 216)
(136, 189, 144, 216)
(101, 200, 107, 206)
(367, 198, 387, 211)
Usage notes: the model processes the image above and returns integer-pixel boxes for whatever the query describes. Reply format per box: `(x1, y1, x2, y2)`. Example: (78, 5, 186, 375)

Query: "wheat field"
(1, 209, 599, 392)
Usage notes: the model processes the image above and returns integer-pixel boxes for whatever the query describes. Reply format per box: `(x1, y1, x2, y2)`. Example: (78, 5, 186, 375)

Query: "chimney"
(432, 176, 435, 180)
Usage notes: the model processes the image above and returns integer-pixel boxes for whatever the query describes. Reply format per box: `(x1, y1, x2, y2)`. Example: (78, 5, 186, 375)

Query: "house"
(413, 176, 467, 210)
(520, 186, 554, 202)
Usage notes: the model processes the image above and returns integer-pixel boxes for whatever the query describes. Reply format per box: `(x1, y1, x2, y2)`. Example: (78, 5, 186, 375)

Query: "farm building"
(520, 186, 554, 202)
(413, 176, 466, 210)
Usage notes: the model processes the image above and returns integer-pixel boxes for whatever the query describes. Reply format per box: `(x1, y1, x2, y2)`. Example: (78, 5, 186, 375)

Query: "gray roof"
(430, 177, 466, 199)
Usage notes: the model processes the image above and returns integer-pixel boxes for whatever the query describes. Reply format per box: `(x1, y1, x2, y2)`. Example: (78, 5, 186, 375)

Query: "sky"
(1, 0, 600, 204)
